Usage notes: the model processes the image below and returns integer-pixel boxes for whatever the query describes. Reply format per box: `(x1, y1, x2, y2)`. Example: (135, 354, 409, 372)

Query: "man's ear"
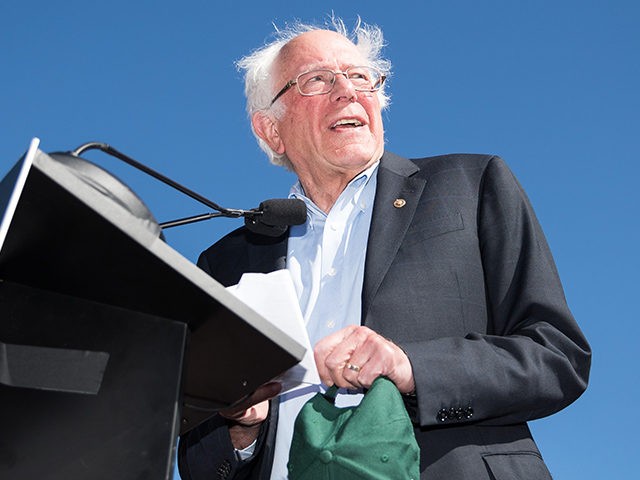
(252, 111, 285, 154)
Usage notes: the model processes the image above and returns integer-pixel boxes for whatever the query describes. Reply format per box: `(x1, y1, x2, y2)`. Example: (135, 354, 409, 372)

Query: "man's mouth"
(331, 118, 364, 129)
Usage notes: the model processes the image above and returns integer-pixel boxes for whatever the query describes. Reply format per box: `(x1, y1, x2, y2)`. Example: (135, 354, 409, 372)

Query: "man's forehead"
(277, 30, 365, 71)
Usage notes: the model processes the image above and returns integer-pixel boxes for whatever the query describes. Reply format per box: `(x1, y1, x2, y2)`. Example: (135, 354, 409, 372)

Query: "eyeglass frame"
(269, 66, 387, 106)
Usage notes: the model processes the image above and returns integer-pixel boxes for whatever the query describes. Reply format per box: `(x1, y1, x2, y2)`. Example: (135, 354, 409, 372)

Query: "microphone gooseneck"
(61, 142, 307, 235)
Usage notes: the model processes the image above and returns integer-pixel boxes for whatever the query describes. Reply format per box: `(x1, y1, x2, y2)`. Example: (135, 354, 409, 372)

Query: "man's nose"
(330, 73, 358, 102)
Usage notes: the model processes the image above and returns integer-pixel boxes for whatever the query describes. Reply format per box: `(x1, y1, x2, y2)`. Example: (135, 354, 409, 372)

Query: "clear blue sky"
(1, 1, 638, 478)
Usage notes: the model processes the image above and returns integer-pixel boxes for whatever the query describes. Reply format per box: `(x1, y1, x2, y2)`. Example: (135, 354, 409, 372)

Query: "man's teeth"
(332, 119, 363, 128)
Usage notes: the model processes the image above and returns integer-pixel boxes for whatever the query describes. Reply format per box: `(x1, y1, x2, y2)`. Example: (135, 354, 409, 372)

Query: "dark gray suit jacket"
(179, 152, 591, 479)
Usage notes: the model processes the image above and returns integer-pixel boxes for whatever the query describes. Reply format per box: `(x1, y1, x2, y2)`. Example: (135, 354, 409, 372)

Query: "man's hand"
(218, 381, 282, 450)
(314, 325, 415, 394)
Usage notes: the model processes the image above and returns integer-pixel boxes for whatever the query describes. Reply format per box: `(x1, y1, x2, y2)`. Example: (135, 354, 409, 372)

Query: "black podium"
(0, 139, 304, 479)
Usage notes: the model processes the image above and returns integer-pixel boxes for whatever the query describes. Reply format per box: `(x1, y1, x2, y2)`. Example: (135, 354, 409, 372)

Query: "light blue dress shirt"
(269, 162, 379, 479)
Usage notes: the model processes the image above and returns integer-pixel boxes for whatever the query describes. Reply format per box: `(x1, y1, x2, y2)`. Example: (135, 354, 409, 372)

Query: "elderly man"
(178, 18, 590, 480)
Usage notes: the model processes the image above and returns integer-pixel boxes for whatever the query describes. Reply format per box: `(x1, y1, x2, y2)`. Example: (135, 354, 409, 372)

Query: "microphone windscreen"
(259, 199, 307, 226)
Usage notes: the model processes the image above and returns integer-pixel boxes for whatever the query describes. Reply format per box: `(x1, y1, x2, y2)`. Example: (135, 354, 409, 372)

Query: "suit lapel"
(362, 151, 426, 320)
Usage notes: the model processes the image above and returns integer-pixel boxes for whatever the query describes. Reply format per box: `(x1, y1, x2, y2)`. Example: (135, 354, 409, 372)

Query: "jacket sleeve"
(178, 414, 243, 480)
(400, 156, 591, 427)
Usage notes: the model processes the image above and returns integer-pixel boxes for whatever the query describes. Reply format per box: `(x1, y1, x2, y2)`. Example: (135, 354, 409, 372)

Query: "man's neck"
(298, 177, 351, 213)
(295, 158, 381, 213)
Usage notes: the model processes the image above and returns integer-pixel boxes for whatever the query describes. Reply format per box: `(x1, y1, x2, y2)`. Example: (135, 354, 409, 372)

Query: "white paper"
(226, 270, 320, 393)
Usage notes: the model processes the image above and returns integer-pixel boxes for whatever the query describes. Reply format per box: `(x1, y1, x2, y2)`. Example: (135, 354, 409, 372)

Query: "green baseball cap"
(288, 376, 420, 479)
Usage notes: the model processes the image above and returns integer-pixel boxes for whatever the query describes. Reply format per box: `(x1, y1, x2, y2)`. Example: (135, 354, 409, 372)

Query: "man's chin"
(333, 140, 383, 163)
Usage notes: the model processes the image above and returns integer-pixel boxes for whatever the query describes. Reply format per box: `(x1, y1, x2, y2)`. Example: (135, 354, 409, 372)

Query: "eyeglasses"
(270, 66, 386, 106)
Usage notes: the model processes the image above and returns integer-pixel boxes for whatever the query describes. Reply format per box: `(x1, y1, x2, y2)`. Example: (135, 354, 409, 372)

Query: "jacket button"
(216, 459, 231, 479)
(436, 408, 449, 422)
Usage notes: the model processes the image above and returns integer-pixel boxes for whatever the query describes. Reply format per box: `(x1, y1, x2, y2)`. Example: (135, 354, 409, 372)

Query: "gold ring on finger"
(346, 363, 361, 373)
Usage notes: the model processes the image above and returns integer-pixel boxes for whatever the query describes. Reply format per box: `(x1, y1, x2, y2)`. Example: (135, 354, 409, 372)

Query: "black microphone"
(244, 199, 307, 237)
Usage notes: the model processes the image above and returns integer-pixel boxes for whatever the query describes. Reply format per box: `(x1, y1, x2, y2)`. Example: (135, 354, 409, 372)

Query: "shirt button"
(327, 319, 335, 328)
(329, 223, 338, 231)
(327, 267, 337, 276)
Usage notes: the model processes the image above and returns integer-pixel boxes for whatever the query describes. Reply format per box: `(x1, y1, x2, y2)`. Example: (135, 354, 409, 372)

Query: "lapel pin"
(393, 198, 406, 208)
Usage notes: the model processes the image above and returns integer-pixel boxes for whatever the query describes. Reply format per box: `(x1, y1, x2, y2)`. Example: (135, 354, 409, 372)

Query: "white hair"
(236, 16, 392, 170)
